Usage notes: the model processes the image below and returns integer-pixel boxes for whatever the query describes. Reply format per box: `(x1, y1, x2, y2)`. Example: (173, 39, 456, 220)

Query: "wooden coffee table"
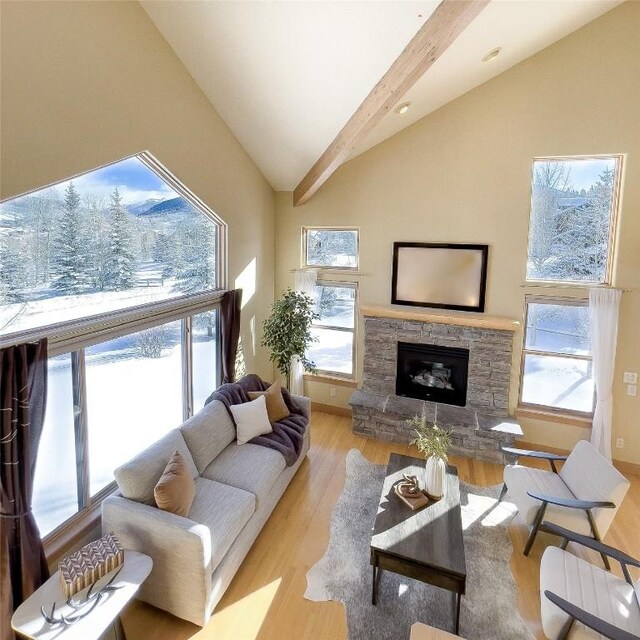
(370, 454, 467, 634)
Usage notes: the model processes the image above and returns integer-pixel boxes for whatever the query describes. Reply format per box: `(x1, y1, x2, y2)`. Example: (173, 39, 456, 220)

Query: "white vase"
(425, 456, 446, 500)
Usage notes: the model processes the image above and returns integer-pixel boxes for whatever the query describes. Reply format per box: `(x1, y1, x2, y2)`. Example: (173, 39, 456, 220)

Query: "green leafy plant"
(408, 416, 453, 462)
(261, 288, 320, 388)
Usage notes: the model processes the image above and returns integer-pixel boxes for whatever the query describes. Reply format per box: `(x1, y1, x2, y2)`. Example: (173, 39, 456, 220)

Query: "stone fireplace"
(350, 305, 523, 463)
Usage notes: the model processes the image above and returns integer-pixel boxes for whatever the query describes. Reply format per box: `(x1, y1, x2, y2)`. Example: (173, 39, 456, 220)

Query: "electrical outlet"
(623, 372, 638, 384)
(628, 384, 637, 397)
(616, 437, 625, 449)
(330, 386, 336, 398)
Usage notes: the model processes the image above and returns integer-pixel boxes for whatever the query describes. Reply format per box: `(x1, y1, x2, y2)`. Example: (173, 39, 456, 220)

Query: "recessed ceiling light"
(395, 102, 411, 115)
(482, 47, 502, 63)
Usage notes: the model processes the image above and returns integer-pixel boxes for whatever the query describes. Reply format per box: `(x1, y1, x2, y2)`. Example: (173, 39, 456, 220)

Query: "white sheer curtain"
(589, 287, 622, 461)
(290, 270, 317, 395)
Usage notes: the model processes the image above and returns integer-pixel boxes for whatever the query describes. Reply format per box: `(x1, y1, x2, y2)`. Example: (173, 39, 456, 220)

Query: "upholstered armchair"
(500, 440, 630, 567)
(540, 522, 640, 640)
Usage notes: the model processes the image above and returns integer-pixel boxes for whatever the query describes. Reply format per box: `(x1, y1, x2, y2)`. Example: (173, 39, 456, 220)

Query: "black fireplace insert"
(396, 342, 469, 407)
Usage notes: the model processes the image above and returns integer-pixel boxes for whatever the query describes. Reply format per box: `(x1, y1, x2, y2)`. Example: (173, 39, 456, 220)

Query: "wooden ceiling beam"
(293, 0, 490, 207)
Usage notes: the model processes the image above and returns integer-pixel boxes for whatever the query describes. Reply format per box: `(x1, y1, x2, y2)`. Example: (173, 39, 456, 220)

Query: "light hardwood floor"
(123, 411, 640, 640)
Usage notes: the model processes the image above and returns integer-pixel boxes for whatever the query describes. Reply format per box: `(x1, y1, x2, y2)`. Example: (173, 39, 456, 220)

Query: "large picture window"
(31, 309, 220, 538)
(306, 282, 357, 378)
(2, 153, 226, 541)
(526, 155, 622, 284)
(0, 153, 223, 339)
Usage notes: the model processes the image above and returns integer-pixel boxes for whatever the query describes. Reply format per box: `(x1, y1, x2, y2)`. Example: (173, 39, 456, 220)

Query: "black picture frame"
(391, 242, 489, 313)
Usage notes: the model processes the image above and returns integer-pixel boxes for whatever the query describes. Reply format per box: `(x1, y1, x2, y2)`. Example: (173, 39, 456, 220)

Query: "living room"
(1, 1, 639, 639)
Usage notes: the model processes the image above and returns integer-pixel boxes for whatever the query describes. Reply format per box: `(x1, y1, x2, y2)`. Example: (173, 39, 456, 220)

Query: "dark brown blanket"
(204, 374, 308, 466)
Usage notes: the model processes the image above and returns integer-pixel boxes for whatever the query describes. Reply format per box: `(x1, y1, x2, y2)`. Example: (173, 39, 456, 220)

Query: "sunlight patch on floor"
(194, 578, 282, 639)
(461, 493, 517, 530)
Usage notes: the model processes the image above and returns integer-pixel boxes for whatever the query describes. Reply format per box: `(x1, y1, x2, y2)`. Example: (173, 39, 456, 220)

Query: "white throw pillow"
(229, 395, 273, 445)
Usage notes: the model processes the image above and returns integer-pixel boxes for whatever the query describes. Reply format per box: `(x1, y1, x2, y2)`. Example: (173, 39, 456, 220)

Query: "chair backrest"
(560, 440, 630, 536)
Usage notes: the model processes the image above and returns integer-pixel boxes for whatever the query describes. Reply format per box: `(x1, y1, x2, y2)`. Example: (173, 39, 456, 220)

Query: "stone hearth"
(350, 306, 523, 463)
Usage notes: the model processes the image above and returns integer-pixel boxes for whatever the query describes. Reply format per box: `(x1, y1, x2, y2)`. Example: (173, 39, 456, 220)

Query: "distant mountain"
(135, 197, 193, 217)
(126, 198, 164, 216)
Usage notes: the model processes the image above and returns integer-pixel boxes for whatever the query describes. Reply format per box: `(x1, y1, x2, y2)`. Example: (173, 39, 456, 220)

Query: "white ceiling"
(142, 0, 623, 192)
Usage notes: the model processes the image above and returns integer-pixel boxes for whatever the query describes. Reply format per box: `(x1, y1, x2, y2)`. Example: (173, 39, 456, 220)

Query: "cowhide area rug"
(305, 449, 535, 640)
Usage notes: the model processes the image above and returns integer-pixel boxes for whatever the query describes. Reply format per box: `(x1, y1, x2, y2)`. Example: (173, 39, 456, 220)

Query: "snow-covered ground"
(32, 332, 217, 537)
(521, 354, 593, 413)
(308, 327, 353, 375)
(0, 280, 182, 336)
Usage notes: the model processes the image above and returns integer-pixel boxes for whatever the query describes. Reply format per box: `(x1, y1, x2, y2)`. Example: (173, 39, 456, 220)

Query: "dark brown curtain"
(220, 289, 242, 384)
(1, 339, 50, 640)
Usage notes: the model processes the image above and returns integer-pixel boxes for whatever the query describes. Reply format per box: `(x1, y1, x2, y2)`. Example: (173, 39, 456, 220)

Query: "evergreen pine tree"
(173, 216, 216, 294)
(0, 235, 27, 303)
(51, 182, 90, 294)
(104, 188, 136, 290)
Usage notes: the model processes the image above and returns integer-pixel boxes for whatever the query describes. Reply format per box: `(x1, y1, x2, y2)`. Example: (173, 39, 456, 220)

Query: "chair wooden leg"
(498, 483, 508, 502)
(524, 501, 548, 556)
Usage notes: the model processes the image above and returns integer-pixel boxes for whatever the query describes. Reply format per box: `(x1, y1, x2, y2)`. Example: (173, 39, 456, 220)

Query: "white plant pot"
(425, 456, 446, 500)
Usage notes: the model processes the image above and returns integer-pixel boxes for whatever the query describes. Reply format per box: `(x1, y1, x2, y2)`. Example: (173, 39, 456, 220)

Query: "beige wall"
(275, 2, 640, 465)
(0, 0, 275, 379)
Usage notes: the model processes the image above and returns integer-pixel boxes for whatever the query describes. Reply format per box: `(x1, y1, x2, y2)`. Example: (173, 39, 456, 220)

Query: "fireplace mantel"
(360, 305, 520, 333)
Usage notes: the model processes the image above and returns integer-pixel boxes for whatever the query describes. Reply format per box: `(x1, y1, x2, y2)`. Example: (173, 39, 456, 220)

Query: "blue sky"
(61, 156, 175, 204)
(560, 158, 616, 191)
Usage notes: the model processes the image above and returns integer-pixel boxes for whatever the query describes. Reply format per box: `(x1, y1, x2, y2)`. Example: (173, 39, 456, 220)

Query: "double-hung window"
(307, 281, 357, 378)
(520, 298, 593, 415)
(302, 227, 359, 379)
(1, 152, 225, 541)
(520, 155, 623, 416)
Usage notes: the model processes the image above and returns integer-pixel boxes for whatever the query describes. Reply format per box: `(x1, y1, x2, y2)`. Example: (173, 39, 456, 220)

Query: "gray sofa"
(102, 394, 310, 626)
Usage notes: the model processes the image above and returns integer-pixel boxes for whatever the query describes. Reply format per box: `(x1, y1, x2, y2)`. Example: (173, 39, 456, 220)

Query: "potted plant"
(261, 288, 320, 389)
(408, 416, 453, 500)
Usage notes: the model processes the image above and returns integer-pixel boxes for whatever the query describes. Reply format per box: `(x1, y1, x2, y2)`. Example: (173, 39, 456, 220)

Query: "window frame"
(309, 280, 358, 380)
(518, 295, 595, 418)
(524, 154, 623, 287)
(302, 226, 360, 271)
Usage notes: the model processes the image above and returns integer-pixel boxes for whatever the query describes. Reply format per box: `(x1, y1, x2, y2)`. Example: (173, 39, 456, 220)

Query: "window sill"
(304, 373, 358, 388)
(43, 502, 103, 563)
(515, 406, 592, 428)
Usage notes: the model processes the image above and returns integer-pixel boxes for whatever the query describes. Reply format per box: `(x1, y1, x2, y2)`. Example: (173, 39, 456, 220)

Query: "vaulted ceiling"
(142, 0, 623, 193)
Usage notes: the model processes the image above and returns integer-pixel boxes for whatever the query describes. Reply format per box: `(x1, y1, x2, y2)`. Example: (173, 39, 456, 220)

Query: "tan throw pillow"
(154, 450, 196, 518)
(247, 381, 290, 422)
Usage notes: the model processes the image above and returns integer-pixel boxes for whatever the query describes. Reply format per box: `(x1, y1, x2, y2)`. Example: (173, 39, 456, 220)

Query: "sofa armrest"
(102, 494, 211, 565)
(102, 495, 213, 626)
(291, 394, 311, 419)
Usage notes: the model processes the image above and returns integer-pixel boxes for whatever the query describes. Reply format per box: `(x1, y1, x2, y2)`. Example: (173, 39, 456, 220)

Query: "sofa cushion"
(201, 443, 286, 508)
(154, 450, 196, 517)
(180, 400, 236, 474)
(503, 464, 592, 535)
(114, 429, 198, 504)
(188, 477, 256, 574)
(541, 546, 640, 639)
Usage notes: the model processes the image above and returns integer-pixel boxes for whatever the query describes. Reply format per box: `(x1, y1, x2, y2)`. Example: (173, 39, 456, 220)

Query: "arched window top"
(0, 153, 225, 338)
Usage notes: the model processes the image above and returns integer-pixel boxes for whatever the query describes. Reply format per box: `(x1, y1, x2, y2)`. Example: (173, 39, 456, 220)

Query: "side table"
(12, 550, 152, 640)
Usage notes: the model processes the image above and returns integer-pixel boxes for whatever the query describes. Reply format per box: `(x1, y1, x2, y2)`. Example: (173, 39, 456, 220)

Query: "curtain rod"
(519, 284, 632, 292)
